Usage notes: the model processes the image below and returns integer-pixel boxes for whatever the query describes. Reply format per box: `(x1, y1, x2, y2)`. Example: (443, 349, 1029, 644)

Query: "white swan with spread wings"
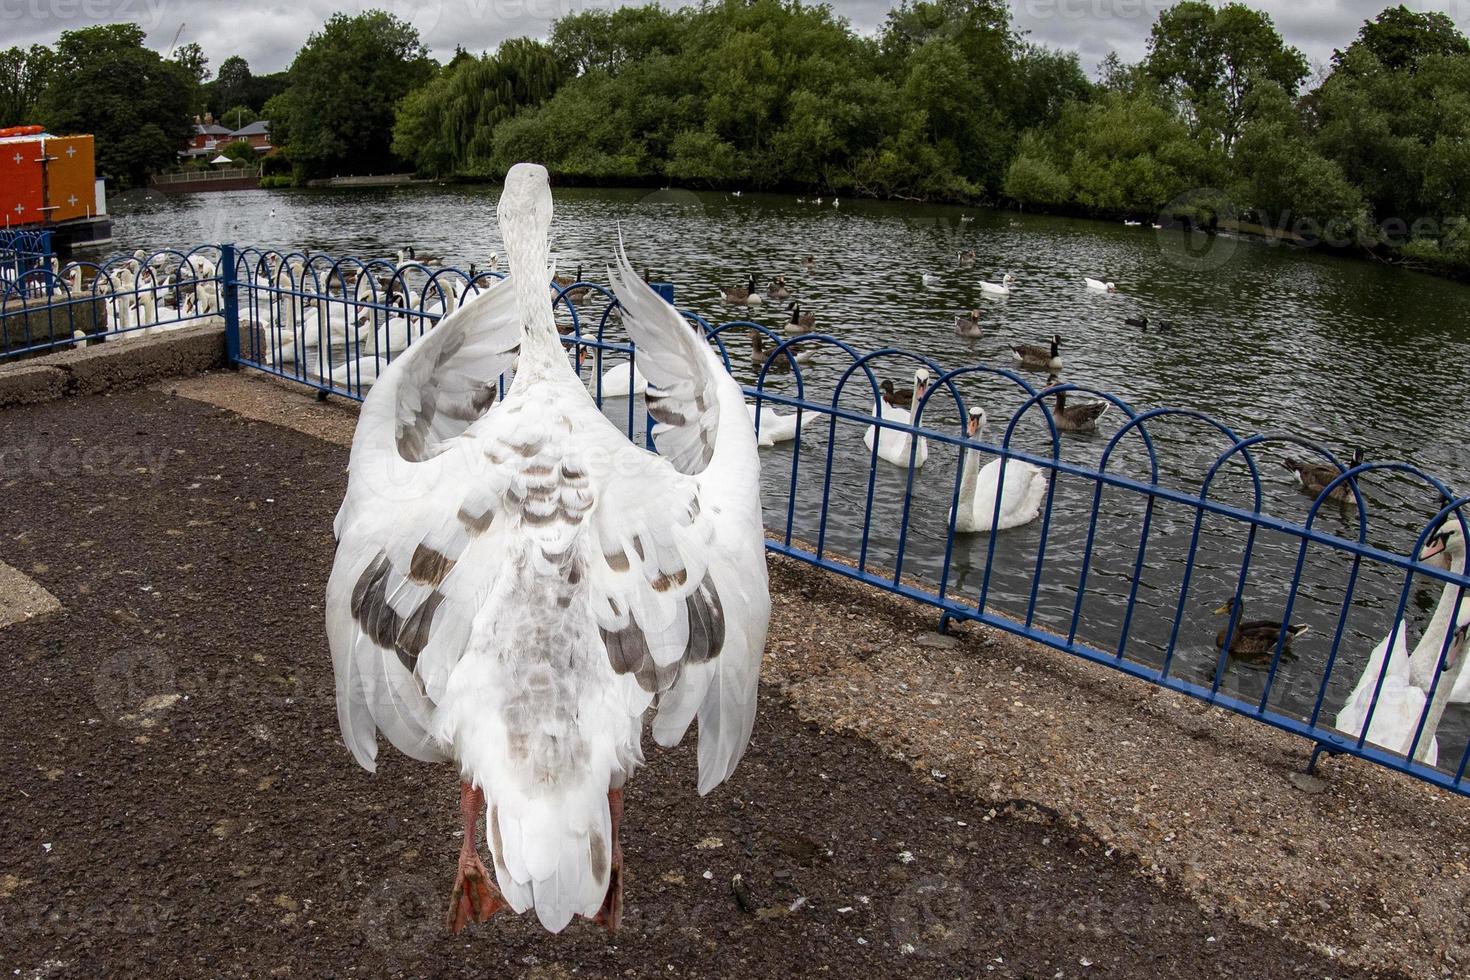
(325, 163, 770, 935)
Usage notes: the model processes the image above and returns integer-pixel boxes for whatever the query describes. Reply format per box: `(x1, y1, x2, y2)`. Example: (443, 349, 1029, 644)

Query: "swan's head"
(497, 163, 552, 262)
(1004, 273, 1016, 284)
(914, 369, 930, 399)
(966, 406, 987, 438)
(1420, 517, 1468, 568)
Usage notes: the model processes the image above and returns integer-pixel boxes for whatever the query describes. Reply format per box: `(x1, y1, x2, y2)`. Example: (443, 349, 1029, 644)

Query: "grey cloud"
(0, 0, 1465, 77)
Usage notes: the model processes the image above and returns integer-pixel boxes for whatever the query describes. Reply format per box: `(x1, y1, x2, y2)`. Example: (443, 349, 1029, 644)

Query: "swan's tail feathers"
(488, 782, 612, 933)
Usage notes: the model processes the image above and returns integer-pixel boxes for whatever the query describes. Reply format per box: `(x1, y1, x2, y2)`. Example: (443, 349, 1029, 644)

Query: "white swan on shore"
(950, 408, 1047, 533)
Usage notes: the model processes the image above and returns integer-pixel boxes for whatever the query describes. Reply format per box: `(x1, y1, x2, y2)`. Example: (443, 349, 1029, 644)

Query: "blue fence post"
(221, 243, 240, 364)
(653, 282, 675, 305)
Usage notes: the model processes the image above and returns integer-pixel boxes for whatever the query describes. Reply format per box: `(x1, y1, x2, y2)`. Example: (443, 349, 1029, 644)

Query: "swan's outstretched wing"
(327, 276, 522, 771)
(585, 434, 770, 795)
(607, 241, 721, 475)
(598, 238, 770, 792)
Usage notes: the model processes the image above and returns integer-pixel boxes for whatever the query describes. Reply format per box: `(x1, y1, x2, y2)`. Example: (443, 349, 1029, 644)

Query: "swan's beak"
(1420, 532, 1451, 563)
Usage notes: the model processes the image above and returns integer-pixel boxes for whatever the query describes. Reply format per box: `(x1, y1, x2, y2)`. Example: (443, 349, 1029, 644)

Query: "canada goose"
(1050, 383, 1111, 433)
(957, 248, 976, 268)
(784, 302, 816, 335)
(721, 275, 762, 306)
(1280, 448, 1365, 501)
(1013, 333, 1062, 371)
(405, 246, 443, 265)
(766, 276, 792, 300)
(1124, 314, 1148, 329)
(954, 309, 982, 338)
(1214, 597, 1309, 658)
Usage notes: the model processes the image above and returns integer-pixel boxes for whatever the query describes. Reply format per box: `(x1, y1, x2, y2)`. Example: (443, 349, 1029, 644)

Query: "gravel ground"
(0, 375, 1440, 977)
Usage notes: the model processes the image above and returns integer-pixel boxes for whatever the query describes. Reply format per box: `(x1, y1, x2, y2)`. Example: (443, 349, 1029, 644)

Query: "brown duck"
(1214, 597, 1309, 657)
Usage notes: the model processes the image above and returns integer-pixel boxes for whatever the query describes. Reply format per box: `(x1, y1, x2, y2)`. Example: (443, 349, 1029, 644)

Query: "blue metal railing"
(0, 243, 223, 359)
(9, 242, 1464, 798)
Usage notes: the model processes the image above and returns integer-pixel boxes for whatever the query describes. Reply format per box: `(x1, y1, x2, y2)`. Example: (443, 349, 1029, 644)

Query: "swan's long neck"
(499, 165, 564, 374)
(1412, 580, 1466, 665)
(957, 432, 981, 511)
(1412, 577, 1469, 762)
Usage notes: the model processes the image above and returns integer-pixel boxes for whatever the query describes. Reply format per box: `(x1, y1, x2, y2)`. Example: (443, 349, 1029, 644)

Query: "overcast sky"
(6, 0, 1468, 77)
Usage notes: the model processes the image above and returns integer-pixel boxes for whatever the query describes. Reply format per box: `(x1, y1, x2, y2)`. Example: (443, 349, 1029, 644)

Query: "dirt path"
(0, 387, 1398, 978)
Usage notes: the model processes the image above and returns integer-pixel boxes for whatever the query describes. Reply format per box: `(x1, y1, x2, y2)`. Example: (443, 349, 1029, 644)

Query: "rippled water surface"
(102, 184, 1470, 758)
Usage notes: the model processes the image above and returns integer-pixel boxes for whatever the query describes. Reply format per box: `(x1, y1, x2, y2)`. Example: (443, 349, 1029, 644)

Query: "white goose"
(326, 163, 768, 935)
(951, 408, 1048, 533)
(979, 273, 1015, 296)
(746, 402, 799, 446)
(1085, 277, 1118, 293)
(864, 369, 930, 468)
(1407, 521, 1470, 703)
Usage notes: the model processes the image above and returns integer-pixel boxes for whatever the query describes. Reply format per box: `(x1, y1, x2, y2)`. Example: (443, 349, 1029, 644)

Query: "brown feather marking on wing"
(409, 544, 456, 586)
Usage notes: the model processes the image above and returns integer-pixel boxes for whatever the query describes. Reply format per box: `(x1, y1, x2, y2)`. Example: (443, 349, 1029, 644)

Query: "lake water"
(99, 183, 1470, 763)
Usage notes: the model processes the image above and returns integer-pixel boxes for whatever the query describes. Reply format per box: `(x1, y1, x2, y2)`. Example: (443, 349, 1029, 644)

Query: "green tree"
(393, 38, 563, 176)
(37, 24, 193, 187)
(1312, 5, 1470, 225)
(0, 44, 55, 127)
(1233, 81, 1368, 240)
(212, 55, 253, 114)
(1144, 1, 1307, 150)
(1332, 5, 1469, 74)
(268, 11, 436, 178)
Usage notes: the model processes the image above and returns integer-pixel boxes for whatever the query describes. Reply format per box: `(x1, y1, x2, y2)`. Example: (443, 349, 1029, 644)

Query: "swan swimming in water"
(950, 407, 1047, 533)
(864, 369, 930, 468)
(1336, 522, 1470, 761)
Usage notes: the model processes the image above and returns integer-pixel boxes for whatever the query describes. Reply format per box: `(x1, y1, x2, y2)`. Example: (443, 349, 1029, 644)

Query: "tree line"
(3, 2, 1467, 274)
